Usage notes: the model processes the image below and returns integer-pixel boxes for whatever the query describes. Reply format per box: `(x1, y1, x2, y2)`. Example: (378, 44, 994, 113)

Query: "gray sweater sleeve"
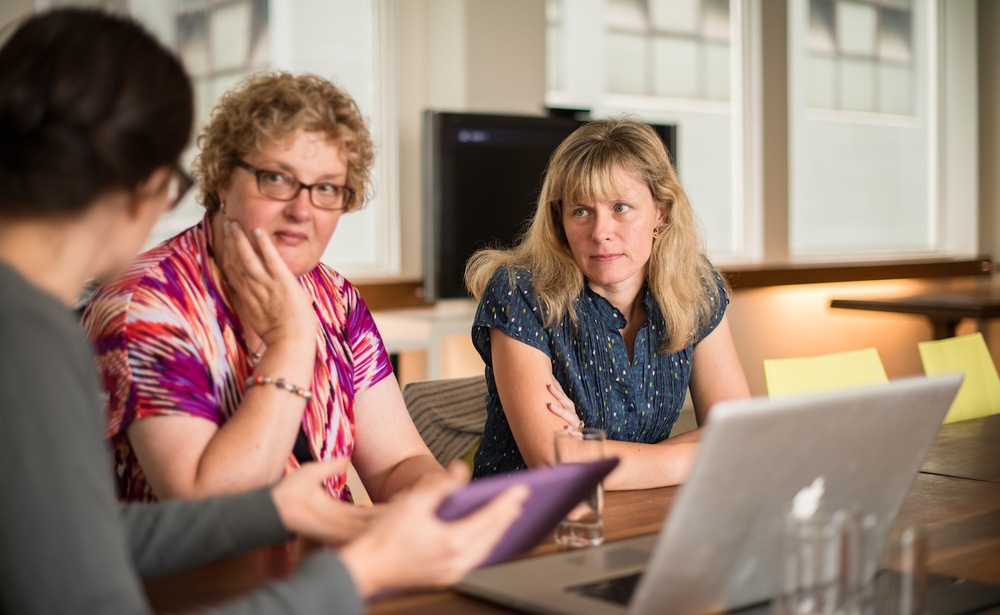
(0, 266, 363, 615)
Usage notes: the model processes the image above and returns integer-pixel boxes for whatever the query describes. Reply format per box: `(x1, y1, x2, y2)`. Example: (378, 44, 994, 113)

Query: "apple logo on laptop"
(791, 476, 826, 520)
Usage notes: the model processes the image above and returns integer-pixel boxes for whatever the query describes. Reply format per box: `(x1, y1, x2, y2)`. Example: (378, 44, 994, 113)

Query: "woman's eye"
(262, 171, 293, 187)
(613, 203, 631, 214)
(315, 183, 343, 197)
(571, 207, 588, 217)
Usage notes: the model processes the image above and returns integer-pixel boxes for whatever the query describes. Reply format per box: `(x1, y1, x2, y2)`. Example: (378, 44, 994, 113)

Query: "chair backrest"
(402, 375, 488, 467)
(918, 332, 1000, 423)
(763, 347, 888, 398)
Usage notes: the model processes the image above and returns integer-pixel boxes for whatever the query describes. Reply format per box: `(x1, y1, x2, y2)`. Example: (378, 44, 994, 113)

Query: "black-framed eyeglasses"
(236, 160, 355, 211)
(167, 166, 194, 210)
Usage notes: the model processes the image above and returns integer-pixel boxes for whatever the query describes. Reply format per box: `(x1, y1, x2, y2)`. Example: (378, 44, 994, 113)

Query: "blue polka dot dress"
(471, 266, 728, 478)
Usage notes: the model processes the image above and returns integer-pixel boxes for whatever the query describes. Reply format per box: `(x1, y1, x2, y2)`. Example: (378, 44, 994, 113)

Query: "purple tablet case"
(436, 457, 620, 567)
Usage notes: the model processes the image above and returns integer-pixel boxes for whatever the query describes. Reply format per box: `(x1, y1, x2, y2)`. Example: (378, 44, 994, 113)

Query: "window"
(78, 0, 400, 278)
(175, 0, 270, 127)
(547, 0, 978, 264)
(789, 0, 935, 258)
(805, 0, 914, 114)
(546, 0, 751, 261)
(606, 0, 731, 100)
(129, 0, 271, 242)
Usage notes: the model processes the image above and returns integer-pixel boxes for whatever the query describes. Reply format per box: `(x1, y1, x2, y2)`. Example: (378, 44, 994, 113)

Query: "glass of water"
(553, 426, 606, 548)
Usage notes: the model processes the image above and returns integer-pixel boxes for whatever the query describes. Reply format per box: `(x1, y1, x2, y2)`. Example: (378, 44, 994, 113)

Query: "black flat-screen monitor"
(422, 110, 677, 302)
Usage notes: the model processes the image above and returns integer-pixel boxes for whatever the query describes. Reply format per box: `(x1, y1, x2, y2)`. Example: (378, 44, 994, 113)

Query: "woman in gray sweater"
(0, 8, 525, 614)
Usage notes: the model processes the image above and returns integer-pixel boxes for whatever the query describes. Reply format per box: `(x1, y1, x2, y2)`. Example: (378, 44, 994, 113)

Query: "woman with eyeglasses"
(82, 72, 445, 510)
(0, 8, 526, 613)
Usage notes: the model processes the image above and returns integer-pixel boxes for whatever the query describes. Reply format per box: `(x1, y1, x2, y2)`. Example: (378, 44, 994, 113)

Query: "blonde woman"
(465, 118, 750, 490)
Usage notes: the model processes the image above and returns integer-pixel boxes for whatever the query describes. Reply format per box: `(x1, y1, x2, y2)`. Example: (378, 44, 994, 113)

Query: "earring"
(219, 201, 225, 211)
(653, 225, 662, 240)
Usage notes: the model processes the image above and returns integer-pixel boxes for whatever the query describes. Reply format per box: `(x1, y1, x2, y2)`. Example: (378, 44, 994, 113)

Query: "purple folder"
(436, 457, 620, 567)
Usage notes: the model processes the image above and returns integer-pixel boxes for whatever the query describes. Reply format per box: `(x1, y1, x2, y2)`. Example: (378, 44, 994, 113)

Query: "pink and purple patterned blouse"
(81, 216, 392, 502)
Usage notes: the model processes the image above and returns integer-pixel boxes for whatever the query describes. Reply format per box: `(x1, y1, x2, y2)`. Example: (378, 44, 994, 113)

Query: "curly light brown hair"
(193, 71, 374, 215)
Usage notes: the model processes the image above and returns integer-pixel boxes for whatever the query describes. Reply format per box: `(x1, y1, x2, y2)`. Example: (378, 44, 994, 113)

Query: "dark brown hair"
(0, 8, 193, 218)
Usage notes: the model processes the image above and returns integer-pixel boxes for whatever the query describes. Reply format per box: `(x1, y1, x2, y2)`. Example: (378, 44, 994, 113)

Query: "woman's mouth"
(274, 230, 307, 246)
(591, 253, 621, 263)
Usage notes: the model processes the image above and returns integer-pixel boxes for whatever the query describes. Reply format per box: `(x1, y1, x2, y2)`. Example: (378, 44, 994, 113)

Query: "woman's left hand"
(219, 218, 317, 348)
(546, 379, 583, 430)
(272, 458, 381, 545)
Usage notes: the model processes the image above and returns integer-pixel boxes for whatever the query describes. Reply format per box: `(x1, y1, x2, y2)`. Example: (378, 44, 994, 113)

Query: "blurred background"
(2, 0, 998, 405)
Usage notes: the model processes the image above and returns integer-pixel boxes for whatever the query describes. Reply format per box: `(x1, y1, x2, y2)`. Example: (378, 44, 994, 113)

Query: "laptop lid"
(630, 372, 962, 614)
(456, 373, 963, 615)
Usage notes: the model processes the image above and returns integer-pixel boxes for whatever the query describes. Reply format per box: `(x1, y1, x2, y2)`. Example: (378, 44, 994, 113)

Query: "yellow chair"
(918, 332, 1000, 424)
(764, 347, 888, 399)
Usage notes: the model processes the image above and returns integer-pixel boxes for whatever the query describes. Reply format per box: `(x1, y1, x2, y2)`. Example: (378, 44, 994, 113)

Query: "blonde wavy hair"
(464, 117, 725, 354)
(193, 71, 374, 215)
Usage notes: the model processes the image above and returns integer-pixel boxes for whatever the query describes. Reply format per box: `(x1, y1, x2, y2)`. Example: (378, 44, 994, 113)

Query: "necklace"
(249, 341, 266, 365)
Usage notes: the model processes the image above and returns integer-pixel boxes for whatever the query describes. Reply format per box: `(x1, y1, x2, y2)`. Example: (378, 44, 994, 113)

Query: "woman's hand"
(271, 458, 380, 545)
(546, 379, 583, 430)
(338, 461, 528, 597)
(219, 219, 316, 347)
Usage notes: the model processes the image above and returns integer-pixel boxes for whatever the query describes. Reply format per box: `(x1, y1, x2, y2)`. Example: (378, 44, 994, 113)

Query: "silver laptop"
(456, 373, 964, 615)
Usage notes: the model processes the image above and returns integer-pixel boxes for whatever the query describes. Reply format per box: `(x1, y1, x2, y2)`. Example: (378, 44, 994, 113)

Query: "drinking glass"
(552, 426, 606, 547)
(773, 508, 927, 615)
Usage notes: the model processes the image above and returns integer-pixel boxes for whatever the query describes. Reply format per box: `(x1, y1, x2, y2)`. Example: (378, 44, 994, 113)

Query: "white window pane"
(210, 72, 245, 106)
(649, 0, 699, 33)
(247, 0, 269, 68)
(879, 64, 912, 115)
(702, 0, 730, 42)
(177, 10, 209, 76)
(210, 2, 251, 72)
(704, 42, 730, 100)
(790, 123, 931, 252)
(652, 35, 699, 98)
(248, 31, 269, 68)
(607, 32, 648, 94)
(806, 54, 835, 108)
(790, 0, 933, 258)
(547, 0, 562, 23)
(547, 24, 564, 91)
(836, 1, 877, 56)
(808, 0, 835, 53)
(790, 123, 932, 252)
(839, 58, 875, 111)
(608, 0, 648, 32)
(663, 113, 734, 256)
(193, 77, 214, 132)
(879, 7, 912, 62)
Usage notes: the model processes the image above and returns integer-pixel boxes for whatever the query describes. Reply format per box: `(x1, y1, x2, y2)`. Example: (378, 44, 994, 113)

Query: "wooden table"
(922, 413, 1000, 484)
(144, 428, 1000, 614)
(830, 283, 1000, 340)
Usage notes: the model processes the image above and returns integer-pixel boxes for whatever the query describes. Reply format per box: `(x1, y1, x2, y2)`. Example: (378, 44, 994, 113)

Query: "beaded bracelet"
(244, 374, 314, 401)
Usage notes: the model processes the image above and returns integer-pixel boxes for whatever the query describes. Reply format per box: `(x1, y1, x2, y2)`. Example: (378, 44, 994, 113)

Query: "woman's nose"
(284, 187, 314, 221)
(590, 210, 613, 241)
